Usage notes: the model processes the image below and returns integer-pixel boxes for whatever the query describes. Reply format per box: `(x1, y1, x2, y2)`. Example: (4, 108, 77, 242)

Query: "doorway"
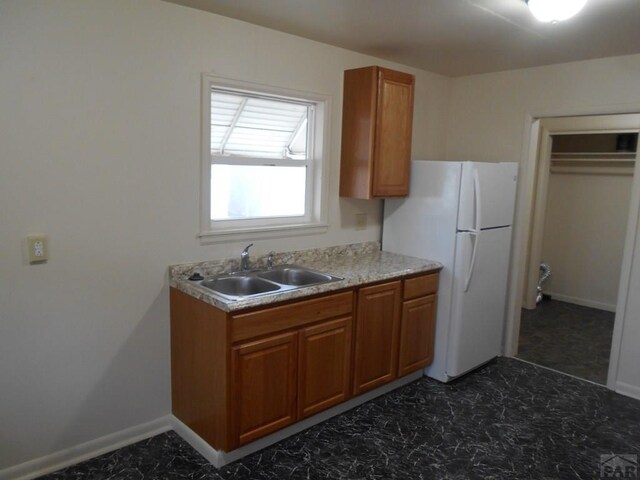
(517, 131, 637, 384)
(505, 113, 640, 390)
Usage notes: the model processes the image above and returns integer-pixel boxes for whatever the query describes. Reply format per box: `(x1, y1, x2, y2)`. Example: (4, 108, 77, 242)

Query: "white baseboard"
(173, 370, 424, 468)
(615, 381, 640, 401)
(2, 372, 424, 478)
(546, 291, 616, 312)
(0, 416, 172, 480)
(170, 417, 224, 467)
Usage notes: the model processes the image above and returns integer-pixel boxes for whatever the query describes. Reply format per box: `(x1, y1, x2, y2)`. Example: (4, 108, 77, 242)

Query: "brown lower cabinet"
(232, 316, 353, 447)
(232, 331, 298, 446)
(171, 271, 438, 452)
(353, 281, 402, 395)
(352, 276, 438, 394)
(298, 316, 352, 419)
(398, 295, 437, 376)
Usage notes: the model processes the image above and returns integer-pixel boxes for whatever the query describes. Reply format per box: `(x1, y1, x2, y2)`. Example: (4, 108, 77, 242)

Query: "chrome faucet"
(240, 243, 254, 272)
(267, 251, 276, 269)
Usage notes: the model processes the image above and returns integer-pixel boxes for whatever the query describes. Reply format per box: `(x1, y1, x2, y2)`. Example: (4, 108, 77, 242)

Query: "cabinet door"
(231, 331, 297, 447)
(339, 66, 377, 199)
(353, 281, 402, 395)
(372, 68, 414, 197)
(398, 295, 437, 376)
(298, 316, 353, 419)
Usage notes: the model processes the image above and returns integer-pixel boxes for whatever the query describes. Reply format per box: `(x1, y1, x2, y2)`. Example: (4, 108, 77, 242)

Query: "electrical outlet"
(355, 213, 367, 230)
(27, 235, 48, 263)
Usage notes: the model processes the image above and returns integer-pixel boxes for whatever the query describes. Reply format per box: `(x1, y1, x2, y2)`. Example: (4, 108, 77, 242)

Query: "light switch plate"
(355, 213, 367, 230)
(27, 235, 48, 263)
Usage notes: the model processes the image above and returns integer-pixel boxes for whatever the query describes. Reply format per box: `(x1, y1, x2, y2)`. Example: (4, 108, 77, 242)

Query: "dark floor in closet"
(518, 299, 615, 384)
(39, 357, 640, 480)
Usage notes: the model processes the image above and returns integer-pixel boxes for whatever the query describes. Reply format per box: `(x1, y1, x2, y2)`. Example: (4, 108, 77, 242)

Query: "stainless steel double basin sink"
(198, 265, 343, 300)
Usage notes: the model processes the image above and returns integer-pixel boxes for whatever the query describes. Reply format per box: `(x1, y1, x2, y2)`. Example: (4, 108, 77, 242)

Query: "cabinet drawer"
(231, 291, 353, 343)
(403, 273, 439, 300)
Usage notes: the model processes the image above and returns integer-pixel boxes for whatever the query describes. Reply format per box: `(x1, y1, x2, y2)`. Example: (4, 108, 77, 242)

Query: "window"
(200, 76, 329, 240)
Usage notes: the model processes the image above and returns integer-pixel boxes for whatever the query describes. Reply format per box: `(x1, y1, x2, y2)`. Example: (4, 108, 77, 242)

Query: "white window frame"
(199, 75, 330, 242)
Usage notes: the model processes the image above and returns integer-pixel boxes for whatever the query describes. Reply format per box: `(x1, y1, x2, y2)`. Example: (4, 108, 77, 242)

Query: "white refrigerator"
(383, 161, 518, 382)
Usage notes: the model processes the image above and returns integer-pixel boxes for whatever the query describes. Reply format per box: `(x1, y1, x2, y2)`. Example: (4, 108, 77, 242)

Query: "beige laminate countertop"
(169, 242, 442, 312)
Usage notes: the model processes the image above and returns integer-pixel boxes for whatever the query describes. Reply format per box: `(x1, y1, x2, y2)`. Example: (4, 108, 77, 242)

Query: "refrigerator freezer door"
(446, 227, 512, 379)
(383, 161, 462, 261)
(458, 162, 518, 231)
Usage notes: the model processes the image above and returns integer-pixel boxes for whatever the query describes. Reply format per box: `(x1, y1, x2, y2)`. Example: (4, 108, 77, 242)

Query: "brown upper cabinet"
(340, 66, 415, 199)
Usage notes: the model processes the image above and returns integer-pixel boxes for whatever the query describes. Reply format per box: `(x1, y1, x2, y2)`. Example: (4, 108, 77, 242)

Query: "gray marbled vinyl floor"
(39, 357, 640, 480)
(517, 299, 615, 385)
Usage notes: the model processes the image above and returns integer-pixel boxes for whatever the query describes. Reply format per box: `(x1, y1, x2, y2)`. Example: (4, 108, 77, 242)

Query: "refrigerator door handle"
(463, 168, 482, 292)
(473, 168, 482, 232)
(464, 232, 479, 292)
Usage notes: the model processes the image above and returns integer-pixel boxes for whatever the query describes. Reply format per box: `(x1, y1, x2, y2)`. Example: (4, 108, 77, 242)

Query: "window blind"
(211, 89, 309, 159)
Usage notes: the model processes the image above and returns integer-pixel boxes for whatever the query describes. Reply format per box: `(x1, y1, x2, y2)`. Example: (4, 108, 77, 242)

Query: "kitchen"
(2, 1, 640, 479)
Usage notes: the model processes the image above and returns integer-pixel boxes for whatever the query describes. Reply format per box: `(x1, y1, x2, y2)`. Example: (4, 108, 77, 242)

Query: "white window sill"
(198, 222, 329, 245)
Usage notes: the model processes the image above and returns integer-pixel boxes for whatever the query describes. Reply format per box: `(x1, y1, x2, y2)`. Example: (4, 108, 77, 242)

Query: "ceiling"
(164, 0, 640, 77)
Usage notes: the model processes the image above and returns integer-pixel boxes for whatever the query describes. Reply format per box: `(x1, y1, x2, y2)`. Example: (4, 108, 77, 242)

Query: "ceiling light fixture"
(526, 0, 588, 23)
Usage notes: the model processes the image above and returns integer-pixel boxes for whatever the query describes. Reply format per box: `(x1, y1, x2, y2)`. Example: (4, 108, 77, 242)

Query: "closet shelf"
(550, 166, 633, 176)
(550, 155, 636, 176)
(551, 152, 636, 160)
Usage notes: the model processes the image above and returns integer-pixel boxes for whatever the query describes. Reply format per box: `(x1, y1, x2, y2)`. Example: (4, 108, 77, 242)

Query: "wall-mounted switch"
(27, 235, 48, 263)
(355, 213, 367, 230)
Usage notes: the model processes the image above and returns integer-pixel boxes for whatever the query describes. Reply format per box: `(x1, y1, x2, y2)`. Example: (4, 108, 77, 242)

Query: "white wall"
(542, 172, 632, 311)
(0, 0, 451, 470)
(446, 54, 640, 395)
(447, 54, 640, 163)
